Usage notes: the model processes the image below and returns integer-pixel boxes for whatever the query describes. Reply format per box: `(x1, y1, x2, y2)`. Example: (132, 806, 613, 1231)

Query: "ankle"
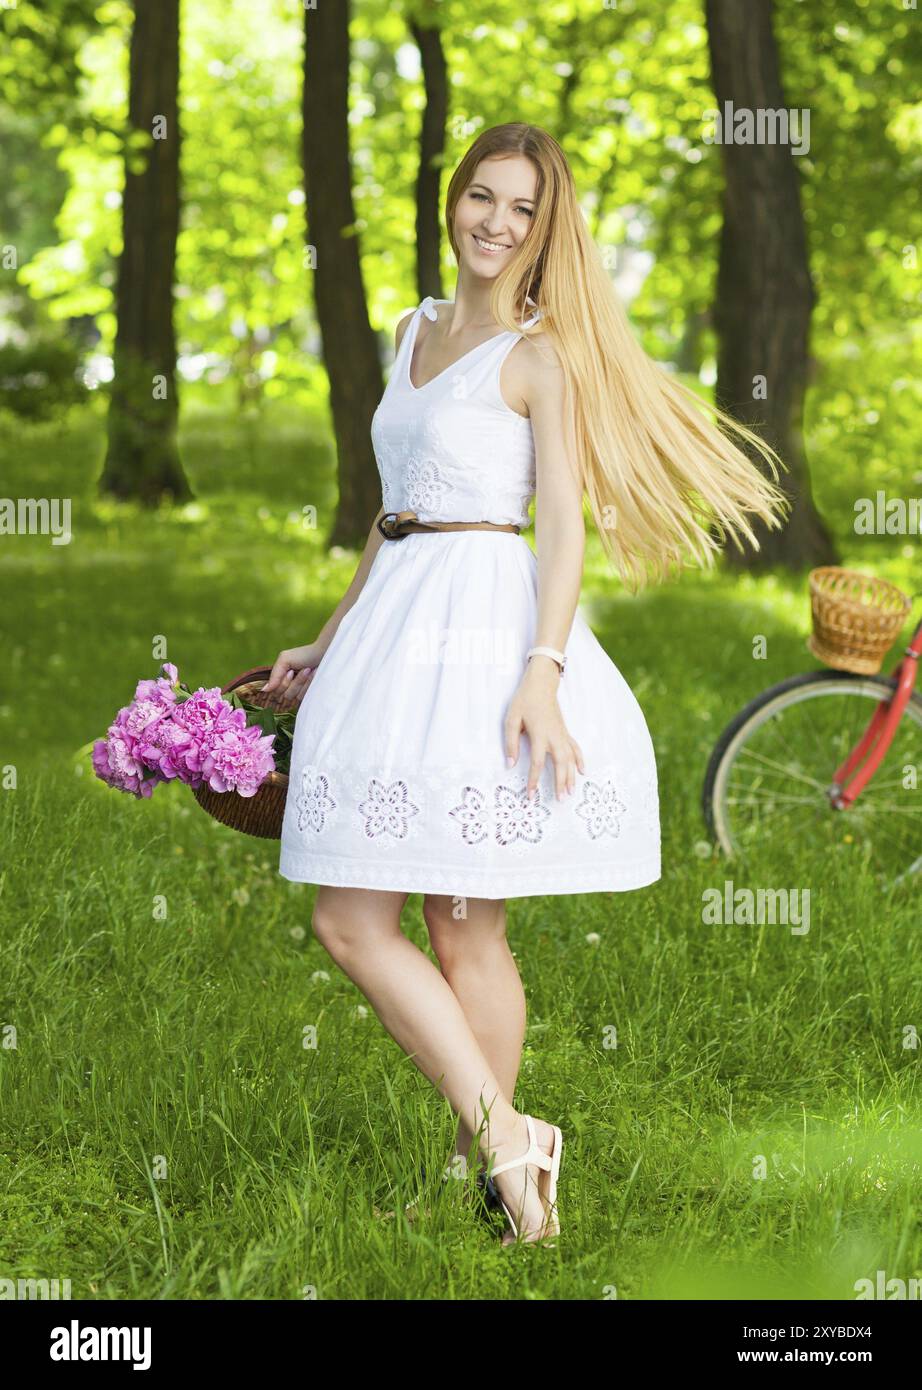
(482, 1111, 529, 1166)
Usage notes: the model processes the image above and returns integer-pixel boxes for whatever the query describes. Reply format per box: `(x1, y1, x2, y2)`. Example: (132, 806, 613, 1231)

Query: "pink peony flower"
(136, 715, 197, 783)
(93, 665, 277, 802)
(92, 726, 164, 798)
(118, 698, 169, 740)
(134, 662, 180, 707)
(199, 724, 277, 797)
(172, 687, 246, 744)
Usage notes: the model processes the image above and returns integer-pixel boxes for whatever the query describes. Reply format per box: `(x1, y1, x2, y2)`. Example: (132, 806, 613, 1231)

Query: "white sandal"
(489, 1114, 563, 1246)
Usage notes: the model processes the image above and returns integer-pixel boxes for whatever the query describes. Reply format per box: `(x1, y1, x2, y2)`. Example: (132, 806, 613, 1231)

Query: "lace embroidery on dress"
(291, 759, 657, 868)
(447, 780, 551, 846)
(405, 452, 448, 513)
(574, 778, 628, 839)
(358, 777, 421, 839)
(494, 782, 551, 845)
(296, 767, 336, 834)
(447, 786, 489, 845)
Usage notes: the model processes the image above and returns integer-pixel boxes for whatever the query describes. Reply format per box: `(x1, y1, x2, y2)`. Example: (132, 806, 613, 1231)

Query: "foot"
(485, 1114, 558, 1246)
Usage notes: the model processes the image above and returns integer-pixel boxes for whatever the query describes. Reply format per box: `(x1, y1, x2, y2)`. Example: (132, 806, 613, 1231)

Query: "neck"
(447, 275, 528, 337)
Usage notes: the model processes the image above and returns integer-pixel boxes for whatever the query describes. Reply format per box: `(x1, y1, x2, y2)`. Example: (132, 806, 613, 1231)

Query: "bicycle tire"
(702, 668, 922, 856)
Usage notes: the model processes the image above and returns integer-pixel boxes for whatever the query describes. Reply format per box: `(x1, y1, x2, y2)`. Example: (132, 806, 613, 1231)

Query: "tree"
(705, 0, 837, 570)
(303, 0, 383, 547)
(99, 0, 192, 504)
(409, 1, 448, 302)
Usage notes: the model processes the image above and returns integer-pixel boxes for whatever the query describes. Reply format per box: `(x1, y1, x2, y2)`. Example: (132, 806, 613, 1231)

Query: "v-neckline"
(406, 298, 514, 393)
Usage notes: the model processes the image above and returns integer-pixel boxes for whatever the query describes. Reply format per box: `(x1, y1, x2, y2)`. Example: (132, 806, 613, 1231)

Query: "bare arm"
(503, 336, 586, 799)
(262, 308, 416, 711)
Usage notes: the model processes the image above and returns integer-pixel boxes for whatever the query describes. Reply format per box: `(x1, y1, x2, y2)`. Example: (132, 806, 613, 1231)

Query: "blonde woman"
(264, 124, 790, 1245)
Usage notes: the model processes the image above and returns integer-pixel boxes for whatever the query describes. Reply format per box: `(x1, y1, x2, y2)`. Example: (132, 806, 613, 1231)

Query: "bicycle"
(702, 570, 922, 890)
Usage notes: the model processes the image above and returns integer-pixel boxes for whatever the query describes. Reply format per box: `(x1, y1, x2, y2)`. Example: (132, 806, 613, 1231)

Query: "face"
(454, 155, 537, 278)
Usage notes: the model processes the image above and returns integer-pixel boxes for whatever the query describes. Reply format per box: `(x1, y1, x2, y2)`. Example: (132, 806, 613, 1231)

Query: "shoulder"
(516, 329, 562, 376)
(502, 329, 564, 415)
(394, 306, 418, 352)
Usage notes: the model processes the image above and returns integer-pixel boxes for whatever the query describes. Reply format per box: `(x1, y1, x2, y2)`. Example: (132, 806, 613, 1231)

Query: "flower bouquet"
(92, 662, 294, 838)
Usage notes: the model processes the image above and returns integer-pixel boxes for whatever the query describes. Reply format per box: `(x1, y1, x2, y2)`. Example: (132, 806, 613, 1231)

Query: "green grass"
(1, 398, 920, 1299)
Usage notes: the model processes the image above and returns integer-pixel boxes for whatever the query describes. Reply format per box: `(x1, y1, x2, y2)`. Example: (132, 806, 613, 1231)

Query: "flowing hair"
(444, 124, 792, 594)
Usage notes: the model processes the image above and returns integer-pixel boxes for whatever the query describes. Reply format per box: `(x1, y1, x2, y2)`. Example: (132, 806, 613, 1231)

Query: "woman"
(262, 124, 790, 1246)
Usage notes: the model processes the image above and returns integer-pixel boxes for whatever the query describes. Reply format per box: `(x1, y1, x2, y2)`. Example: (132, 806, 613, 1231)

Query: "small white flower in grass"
(310, 970, 330, 983)
(290, 925, 306, 941)
(585, 932, 601, 947)
(355, 1005, 369, 1018)
(693, 840, 712, 859)
(232, 886, 250, 906)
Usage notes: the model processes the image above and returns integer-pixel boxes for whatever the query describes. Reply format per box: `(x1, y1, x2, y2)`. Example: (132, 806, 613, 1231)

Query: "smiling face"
(454, 154, 537, 280)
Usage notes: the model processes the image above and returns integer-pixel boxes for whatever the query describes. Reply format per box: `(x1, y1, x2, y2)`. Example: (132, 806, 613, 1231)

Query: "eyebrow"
(469, 182, 535, 204)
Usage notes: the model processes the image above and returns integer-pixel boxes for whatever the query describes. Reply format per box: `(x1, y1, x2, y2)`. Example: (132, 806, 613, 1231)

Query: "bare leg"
(311, 884, 555, 1238)
(422, 894, 526, 1172)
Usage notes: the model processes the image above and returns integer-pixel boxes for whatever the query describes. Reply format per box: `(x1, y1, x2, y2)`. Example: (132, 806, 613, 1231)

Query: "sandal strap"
(489, 1114, 554, 1178)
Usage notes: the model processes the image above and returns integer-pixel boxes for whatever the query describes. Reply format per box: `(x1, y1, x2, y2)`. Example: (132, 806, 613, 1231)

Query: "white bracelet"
(526, 646, 567, 676)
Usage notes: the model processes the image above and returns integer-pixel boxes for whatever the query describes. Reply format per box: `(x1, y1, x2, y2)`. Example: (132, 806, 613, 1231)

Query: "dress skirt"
(278, 531, 660, 899)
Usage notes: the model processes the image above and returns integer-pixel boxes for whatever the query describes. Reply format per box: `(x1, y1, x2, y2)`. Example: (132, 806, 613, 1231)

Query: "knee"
(422, 896, 459, 964)
(310, 892, 404, 961)
(310, 900, 360, 959)
(423, 896, 505, 968)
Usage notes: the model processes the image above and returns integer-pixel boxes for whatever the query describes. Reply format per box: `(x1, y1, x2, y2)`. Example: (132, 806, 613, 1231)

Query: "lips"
(473, 233, 510, 255)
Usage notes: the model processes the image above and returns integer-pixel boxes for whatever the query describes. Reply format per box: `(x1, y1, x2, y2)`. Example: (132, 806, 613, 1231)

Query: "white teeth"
(474, 235, 509, 252)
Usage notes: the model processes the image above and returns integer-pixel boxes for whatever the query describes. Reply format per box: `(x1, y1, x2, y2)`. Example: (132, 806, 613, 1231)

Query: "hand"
(503, 660, 585, 801)
(261, 642, 325, 712)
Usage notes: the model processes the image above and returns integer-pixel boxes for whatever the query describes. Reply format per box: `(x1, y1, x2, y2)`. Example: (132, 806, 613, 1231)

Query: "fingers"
(261, 653, 292, 697)
(504, 710, 523, 769)
(550, 742, 577, 802)
(527, 745, 546, 802)
(529, 739, 583, 802)
(262, 669, 295, 710)
(279, 667, 315, 710)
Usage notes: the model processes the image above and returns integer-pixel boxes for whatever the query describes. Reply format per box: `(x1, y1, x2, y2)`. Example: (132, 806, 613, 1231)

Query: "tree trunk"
(303, 0, 382, 549)
(705, 0, 836, 570)
(410, 4, 448, 301)
(99, 0, 191, 505)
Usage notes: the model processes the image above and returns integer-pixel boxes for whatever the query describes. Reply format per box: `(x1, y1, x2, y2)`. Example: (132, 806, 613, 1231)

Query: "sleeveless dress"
(277, 296, 661, 898)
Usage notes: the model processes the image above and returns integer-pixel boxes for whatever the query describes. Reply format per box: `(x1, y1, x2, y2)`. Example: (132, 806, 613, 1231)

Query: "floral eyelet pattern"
(358, 777, 420, 839)
(405, 453, 448, 513)
(448, 781, 552, 846)
(447, 786, 489, 845)
(575, 778, 628, 839)
(282, 751, 658, 899)
(296, 768, 336, 834)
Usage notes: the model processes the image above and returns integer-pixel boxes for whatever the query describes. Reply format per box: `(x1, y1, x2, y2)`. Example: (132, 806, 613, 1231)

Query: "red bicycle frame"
(830, 609, 922, 810)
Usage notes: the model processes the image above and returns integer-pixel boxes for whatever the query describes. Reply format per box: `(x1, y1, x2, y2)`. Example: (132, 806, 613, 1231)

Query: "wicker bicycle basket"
(191, 665, 289, 839)
(807, 567, 911, 676)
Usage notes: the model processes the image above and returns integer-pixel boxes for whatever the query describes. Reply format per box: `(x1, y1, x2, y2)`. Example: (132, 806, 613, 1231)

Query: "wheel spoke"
(707, 675, 922, 878)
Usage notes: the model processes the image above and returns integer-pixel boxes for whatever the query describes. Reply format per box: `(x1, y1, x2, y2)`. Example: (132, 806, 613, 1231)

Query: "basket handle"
(221, 665, 273, 695)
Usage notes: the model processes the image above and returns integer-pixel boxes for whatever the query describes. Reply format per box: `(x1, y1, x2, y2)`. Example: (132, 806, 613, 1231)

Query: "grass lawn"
(1, 397, 920, 1299)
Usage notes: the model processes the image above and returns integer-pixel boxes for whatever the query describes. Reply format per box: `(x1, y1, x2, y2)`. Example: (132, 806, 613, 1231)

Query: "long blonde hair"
(444, 124, 792, 593)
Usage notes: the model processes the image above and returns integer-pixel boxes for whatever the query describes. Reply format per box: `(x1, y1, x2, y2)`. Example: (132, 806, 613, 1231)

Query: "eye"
(471, 191, 533, 218)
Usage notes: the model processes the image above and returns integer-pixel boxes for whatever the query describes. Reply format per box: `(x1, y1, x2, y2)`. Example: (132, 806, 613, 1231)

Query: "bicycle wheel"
(703, 669, 922, 883)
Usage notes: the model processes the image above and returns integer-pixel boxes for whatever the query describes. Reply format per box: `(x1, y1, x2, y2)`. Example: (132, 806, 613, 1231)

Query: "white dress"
(278, 296, 661, 899)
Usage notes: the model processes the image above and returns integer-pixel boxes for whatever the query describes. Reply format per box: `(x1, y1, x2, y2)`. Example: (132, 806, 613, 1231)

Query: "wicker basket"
(807, 567, 911, 675)
(191, 665, 289, 839)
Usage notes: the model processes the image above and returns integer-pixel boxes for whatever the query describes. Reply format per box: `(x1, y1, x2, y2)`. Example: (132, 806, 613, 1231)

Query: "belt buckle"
(377, 511, 403, 540)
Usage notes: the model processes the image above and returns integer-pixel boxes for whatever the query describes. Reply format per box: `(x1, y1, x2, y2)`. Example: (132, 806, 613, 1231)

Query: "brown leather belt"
(377, 510, 520, 541)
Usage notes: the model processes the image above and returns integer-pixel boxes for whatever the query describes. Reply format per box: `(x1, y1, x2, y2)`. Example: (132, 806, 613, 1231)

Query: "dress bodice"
(370, 296, 541, 528)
